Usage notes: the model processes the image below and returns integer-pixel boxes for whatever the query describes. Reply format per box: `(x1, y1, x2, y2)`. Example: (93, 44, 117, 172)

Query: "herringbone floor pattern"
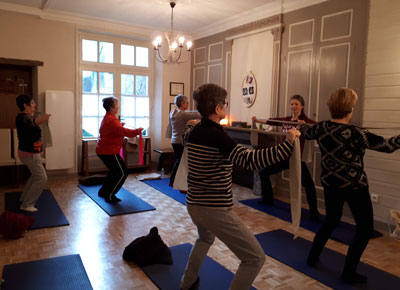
(0, 173, 399, 290)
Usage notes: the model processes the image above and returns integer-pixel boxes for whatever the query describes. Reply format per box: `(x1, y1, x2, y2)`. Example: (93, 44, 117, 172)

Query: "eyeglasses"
(220, 101, 228, 107)
(30, 101, 36, 105)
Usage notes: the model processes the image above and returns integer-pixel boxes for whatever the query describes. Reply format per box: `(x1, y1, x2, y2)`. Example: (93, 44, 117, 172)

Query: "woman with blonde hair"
(302, 88, 400, 283)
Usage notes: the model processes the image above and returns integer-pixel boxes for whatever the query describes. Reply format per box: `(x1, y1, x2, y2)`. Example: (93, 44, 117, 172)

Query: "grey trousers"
(20, 154, 47, 208)
(181, 204, 265, 290)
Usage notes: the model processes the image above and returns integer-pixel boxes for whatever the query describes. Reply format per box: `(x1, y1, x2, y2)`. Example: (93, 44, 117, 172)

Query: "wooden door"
(0, 65, 33, 128)
(277, 0, 368, 190)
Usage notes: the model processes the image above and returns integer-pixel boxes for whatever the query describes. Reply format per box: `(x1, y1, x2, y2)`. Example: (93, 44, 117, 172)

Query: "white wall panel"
(45, 90, 74, 170)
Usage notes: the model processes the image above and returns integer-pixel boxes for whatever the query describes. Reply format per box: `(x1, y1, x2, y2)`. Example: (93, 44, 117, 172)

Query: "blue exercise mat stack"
(78, 185, 155, 216)
(255, 229, 400, 290)
(240, 198, 382, 245)
(5, 190, 69, 229)
(141, 243, 256, 290)
(2, 254, 93, 290)
(142, 178, 186, 205)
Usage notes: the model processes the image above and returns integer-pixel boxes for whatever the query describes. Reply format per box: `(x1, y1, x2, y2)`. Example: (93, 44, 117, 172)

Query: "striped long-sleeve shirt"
(301, 121, 400, 189)
(185, 118, 294, 208)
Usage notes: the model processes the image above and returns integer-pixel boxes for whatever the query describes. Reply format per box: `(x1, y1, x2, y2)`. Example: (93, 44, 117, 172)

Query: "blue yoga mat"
(78, 184, 155, 216)
(143, 178, 186, 205)
(141, 243, 256, 290)
(255, 229, 400, 290)
(240, 198, 382, 245)
(1, 254, 93, 290)
(5, 190, 69, 229)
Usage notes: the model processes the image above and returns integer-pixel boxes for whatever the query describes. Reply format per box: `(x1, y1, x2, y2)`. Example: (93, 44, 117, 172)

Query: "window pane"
(99, 42, 114, 63)
(121, 96, 135, 117)
(136, 75, 148, 96)
(136, 46, 149, 67)
(82, 94, 98, 116)
(82, 39, 98, 62)
(98, 118, 104, 134)
(82, 71, 97, 93)
(121, 44, 135, 66)
(122, 117, 135, 129)
(135, 97, 149, 116)
(98, 95, 109, 116)
(82, 117, 99, 138)
(136, 117, 149, 136)
(121, 74, 134, 95)
(99, 72, 113, 94)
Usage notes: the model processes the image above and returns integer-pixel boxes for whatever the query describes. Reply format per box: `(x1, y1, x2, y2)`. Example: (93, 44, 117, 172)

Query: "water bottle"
(161, 168, 165, 179)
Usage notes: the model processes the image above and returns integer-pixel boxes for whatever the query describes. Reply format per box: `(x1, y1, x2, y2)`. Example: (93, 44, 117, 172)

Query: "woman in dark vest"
(252, 94, 320, 220)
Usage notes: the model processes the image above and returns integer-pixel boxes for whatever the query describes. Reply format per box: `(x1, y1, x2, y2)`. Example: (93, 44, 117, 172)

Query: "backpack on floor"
(78, 174, 106, 186)
(389, 209, 400, 240)
(0, 210, 34, 239)
(123, 227, 173, 266)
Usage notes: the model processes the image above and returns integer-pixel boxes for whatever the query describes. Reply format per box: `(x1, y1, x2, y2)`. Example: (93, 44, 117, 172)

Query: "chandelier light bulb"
(153, 39, 160, 49)
(153, 1, 192, 63)
(186, 41, 192, 51)
(178, 36, 185, 47)
(156, 36, 162, 46)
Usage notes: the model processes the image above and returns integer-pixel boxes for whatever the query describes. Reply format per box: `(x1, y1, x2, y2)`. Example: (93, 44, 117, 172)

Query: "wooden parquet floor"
(0, 173, 399, 290)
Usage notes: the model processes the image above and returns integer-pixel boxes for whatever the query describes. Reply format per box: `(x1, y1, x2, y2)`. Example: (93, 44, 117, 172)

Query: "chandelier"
(153, 1, 192, 64)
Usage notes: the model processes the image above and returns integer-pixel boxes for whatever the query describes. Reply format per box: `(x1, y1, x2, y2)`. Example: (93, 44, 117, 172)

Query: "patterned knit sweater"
(185, 118, 294, 207)
(301, 121, 400, 189)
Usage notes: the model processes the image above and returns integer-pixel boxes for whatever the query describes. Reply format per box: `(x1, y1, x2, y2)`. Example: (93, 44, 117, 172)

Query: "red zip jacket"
(96, 112, 142, 155)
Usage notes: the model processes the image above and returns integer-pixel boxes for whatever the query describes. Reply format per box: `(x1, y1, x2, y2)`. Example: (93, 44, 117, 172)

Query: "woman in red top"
(96, 97, 143, 203)
(252, 95, 320, 220)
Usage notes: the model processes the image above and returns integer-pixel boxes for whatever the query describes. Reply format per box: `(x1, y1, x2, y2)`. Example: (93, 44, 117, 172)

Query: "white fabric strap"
(173, 146, 188, 191)
(289, 138, 302, 238)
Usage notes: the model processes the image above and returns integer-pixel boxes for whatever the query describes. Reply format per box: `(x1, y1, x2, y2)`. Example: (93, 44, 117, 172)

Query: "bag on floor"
(389, 209, 400, 240)
(0, 210, 34, 239)
(123, 227, 173, 266)
(78, 174, 107, 186)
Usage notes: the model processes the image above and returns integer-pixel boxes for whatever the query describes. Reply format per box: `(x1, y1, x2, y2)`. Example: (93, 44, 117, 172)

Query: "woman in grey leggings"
(16, 94, 50, 212)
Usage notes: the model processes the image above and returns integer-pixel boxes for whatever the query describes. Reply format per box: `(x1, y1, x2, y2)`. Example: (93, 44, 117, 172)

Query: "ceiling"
(0, 0, 324, 39)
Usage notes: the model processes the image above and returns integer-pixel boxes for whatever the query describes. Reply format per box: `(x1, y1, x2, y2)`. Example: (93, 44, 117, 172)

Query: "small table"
(153, 148, 176, 173)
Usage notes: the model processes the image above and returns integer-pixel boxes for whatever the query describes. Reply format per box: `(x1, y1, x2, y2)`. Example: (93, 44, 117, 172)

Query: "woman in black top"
(16, 94, 50, 212)
(302, 88, 400, 283)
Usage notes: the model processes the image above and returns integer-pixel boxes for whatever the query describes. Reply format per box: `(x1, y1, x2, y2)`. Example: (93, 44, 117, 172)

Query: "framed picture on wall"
(170, 82, 184, 96)
(169, 102, 176, 112)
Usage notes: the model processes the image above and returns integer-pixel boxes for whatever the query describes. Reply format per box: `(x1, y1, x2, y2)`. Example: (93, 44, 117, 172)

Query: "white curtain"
(230, 31, 274, 124)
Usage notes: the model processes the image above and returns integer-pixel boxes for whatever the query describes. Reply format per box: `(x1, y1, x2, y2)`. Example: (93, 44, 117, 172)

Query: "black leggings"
(97, 154, 128, 200)
(308, 186, 374, 275)
(259, 160, 318, 214)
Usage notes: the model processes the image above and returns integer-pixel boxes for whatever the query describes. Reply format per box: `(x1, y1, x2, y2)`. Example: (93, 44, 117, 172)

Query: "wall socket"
(371, 194, 379, 203)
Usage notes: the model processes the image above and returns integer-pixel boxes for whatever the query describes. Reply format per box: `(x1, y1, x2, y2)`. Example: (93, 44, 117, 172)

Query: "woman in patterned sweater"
(180, 83, 300, 290)
(302, 88, 400, 283)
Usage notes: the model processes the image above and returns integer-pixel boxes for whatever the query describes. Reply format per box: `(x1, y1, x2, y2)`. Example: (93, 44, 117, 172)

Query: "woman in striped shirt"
(180, 83, 300, 290)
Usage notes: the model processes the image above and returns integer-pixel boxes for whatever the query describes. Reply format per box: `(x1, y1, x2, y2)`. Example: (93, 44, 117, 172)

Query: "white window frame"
(77, 31, 153, 139)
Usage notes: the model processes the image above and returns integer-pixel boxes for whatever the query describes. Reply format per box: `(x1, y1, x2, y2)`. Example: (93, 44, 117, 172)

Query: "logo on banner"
(242, 71, 257, 108)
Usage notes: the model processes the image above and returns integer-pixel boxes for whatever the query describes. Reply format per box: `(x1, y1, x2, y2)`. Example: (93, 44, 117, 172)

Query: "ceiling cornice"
(0, 0, 328, 42)
(192, 0, 328, 40)
(0, 2, 156, 40)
